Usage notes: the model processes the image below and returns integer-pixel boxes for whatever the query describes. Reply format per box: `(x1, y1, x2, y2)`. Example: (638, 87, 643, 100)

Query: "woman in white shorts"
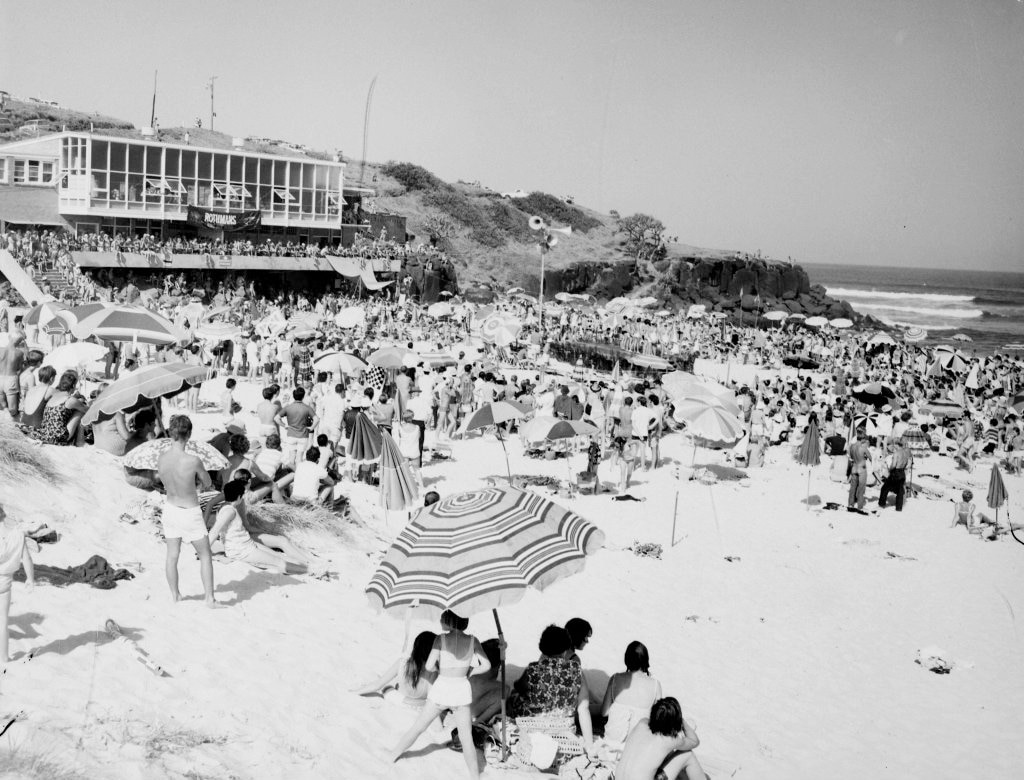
(391, 610, 491, 779)
(207, 480, 307, 574)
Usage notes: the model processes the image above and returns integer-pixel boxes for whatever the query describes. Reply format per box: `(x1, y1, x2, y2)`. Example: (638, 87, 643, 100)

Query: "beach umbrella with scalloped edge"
(81, 362, 216, 426)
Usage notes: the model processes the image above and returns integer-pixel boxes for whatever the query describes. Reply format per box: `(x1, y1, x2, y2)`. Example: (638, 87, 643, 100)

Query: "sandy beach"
(0, 371, 1021, 780)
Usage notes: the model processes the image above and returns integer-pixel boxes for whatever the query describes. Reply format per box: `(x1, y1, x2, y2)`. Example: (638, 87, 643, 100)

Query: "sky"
(3, 0, 1023, 271)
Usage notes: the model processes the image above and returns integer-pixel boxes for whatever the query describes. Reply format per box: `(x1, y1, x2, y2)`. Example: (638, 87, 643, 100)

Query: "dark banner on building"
(186, 206, 262, 232)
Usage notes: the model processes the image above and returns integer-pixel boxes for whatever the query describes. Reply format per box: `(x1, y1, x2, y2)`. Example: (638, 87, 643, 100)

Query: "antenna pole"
(150, 70, 158, 127)
(359, 76, 377, 187)
(208, 76, 218, 130)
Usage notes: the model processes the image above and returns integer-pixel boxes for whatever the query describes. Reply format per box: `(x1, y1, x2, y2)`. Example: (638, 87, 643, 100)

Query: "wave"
(855, 303, 984, 319)
(826, 287, 975, 302)
(883, 320, 958, 331)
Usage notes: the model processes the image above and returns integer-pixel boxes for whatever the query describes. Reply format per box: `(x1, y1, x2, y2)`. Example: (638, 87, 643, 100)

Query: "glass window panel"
(128, 144, 144, 173)
(181, 150, 196, 178)
(41, 162, 54, 183)
(213, 153, 227, 180)
(258, 159, 271, 184)
(110, 143, 127, 171)
(146, 146, 161, 174)
(273, 160, 286, 186)
(301, 189, 313, 213)
(91, 140, 108, 170)
(0, 159, 6, 182)
(244, 157, 257, 183)
(126, 174, 143, 202)
(230, 155, 243, 181)
(328, 168, 341, 190)
(109, 173, 126, 201)
(165, 148, 180, 178)
(197, 152, 212, 179)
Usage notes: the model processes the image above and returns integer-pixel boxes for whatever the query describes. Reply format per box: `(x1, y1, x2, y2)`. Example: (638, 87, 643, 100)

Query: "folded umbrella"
(347, 412, 383, 464)
(796, 419, 821, 510)
(379, 430, 419, 512)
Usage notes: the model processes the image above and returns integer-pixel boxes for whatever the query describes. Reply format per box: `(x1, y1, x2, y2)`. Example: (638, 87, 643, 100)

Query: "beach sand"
(0, 374, 1021, 779)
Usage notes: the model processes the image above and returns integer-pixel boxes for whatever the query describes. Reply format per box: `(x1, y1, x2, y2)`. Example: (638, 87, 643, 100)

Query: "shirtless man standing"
(616, 698, 705, 780)
(0, 333, 27, 418)
(158, 415, 221, 607)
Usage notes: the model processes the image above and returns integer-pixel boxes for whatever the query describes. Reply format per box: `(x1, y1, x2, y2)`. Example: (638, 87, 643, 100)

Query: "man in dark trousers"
(878, 440, 911, 512)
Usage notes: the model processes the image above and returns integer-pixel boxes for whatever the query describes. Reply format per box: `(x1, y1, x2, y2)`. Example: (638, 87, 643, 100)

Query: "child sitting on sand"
(0, 503, 34, 665)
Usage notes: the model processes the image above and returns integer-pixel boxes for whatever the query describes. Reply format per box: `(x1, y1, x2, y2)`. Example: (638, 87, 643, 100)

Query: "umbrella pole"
(496, 428, 512, 484)
(492, 609, 509, 761)
(806, 469, 811, 511)
(671, 483, 680, 546)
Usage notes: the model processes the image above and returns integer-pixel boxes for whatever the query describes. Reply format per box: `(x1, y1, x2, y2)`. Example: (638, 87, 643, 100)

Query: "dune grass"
(0, 747, 92, 780)
(0, 422, 61, 485)
(247, 498, 374, 549)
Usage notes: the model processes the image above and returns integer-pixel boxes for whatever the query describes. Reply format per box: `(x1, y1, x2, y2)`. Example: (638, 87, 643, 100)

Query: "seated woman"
(615, 697, 705, 780)
(351, 630, 438, 707)
(206, 479, 308, 574)
(601, 641, 663, 745)
(33, 370, 88, 446)
(91, 406, 132, 456)
(506, 625, 595, 757)
(19, 365, 56, 433)
(217, 433, 285, 502)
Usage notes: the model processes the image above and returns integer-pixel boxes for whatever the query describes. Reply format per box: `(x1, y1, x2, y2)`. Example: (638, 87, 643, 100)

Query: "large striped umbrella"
(796, 419, 821, 510)
(72, 305, 187, 346)
(904, 326, 927, 343)
(936, 350, 969, 374)
(23, 301, 70, 327)
(662, 371, 740, 417)
(519, 416, 599, 443)
(347, 412, 383, 464)
(379, 430, 419, 512)
(672, 399, 744, 443)
(479, 314, 523, 347)
(367, 485, 605, 617)
(851, 382, 897, 408)
(82, 362, 216, 426)
(366, 485, 604, 758)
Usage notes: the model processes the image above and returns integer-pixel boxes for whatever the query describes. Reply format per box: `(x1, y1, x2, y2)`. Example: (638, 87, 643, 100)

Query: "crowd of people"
(2, 226, 1023, 777)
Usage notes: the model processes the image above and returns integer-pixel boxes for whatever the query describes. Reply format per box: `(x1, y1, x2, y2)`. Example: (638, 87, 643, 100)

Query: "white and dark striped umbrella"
(313, 351, 367, 375)
(24, 301, 70, 326)
(72, 305, 187, 346)
(463, 401, 530, 432)
(82, 362, 216, 425)
(366, 486, 605, 619)
(379, 430, 419, 512)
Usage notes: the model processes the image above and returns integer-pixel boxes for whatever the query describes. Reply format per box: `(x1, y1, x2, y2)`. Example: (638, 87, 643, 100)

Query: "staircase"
(37, 268, 76, 299)
(0, 249, 51, 304)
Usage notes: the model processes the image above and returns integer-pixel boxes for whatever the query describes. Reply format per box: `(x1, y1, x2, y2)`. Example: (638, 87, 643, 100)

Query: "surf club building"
(0, 128, 405, 288)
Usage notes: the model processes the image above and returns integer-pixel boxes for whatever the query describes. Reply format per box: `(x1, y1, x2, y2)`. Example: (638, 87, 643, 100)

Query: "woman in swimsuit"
(602, 641, 664, 745)
(390, 609, 491, 779)
(352, 631, 438, 707)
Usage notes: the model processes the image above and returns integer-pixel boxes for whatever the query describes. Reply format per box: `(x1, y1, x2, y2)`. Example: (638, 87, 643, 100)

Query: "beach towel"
(14, 555, 134, 589)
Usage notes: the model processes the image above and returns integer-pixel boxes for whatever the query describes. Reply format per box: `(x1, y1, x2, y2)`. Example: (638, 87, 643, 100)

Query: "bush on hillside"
(380, 162, 443, 192)
(516, 192, 604, 233)
(424, 188, 505, 248)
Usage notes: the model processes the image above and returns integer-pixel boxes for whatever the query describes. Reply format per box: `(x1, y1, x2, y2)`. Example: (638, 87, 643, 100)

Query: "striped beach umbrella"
(796, 419, 821, 510)
(662, 371, 741, 417)
(480, 315, 523, 347)
(851, 382, 897, 408)
(936, 350, 969, 374)
(81, 362, 216, 426)
(194, 321, 241, 341)
(23, 301, 70, 327)
(900, 427, 931, 454)
(366, 486, 605, 619)
(672, 398, 744, 443)
(347, 412, 383, 464)
(464, 401, 530, 432)
(904, 326, 927, 343)
(379, 430, 419, 512)
(72, 305, 187, 346)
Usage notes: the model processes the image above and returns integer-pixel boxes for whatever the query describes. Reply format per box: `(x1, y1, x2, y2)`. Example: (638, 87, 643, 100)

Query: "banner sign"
(186, 206, 262, 232)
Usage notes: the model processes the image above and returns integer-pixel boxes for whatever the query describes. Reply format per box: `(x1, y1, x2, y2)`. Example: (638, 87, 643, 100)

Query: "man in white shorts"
(157, 415, 222, 608)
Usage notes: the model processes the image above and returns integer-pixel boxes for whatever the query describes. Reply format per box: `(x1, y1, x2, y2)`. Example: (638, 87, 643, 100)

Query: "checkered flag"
(365, 365, 386, 392)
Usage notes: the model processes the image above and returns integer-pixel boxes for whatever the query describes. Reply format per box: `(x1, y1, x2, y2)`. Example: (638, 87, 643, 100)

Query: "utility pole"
(207, 76, 218, 131)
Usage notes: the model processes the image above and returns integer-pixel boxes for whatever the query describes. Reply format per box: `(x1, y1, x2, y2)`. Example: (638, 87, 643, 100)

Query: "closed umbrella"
(347, 412, 383, 464)
(796, 419, 821, 509)
(379, 430, 419, 512)
(463, 401, 530, 481)
(901, 427, 931, 500)
(82, 363, 216, 426)
(366, 485, 605, 759)
(986, 465, 1008, 534)
(122, 438, 228, 471)
(72, 305, 187, 346)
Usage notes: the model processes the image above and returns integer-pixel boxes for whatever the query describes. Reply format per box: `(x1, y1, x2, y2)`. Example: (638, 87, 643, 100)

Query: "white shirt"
(631, 406, 656, 439)
(292, 461, 328, 502)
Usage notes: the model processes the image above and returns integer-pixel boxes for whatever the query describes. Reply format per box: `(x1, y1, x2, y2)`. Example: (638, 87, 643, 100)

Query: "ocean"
(802, 263, 1024, 355)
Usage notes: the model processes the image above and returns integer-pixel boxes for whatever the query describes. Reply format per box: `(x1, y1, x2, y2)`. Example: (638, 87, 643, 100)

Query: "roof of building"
(0, 185, 67, 227)
(90, 127, 343, 164)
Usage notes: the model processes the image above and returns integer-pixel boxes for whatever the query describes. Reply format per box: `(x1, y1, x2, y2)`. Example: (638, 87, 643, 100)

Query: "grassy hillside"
(0, 93, 741, 291)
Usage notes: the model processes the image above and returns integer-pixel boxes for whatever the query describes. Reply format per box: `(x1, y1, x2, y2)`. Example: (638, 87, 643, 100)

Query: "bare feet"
(205, 600, 227, 609)
(171, 592, 183, 603)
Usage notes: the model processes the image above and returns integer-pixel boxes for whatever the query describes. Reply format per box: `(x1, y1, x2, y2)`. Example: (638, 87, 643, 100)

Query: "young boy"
(0, 503, 35, 664)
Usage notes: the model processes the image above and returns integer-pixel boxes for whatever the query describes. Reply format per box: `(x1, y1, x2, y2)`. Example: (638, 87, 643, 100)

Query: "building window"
(273, 187, 296, 203)
(0, 158, 6, 183)
(13, 160, 27, 183)
(41, 161, 54, 183)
